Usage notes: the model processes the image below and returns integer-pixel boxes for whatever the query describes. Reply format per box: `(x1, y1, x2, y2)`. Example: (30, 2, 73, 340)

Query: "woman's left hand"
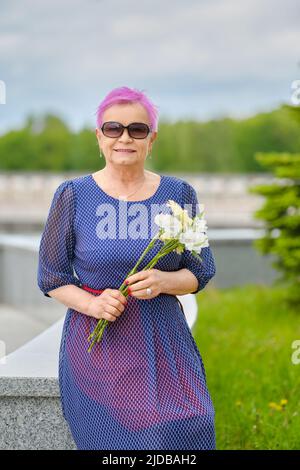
(124, 268, 166, 299)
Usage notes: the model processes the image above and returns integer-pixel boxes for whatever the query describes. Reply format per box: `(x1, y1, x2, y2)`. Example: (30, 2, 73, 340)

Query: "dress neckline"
(89, 173, 165, 203)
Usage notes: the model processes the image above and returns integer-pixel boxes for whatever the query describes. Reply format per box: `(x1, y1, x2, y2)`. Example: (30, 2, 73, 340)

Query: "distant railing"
(0, 171, 274, 230)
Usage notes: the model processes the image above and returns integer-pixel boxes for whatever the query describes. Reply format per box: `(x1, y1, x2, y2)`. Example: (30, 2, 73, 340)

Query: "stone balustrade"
(0, 172, 273, 230)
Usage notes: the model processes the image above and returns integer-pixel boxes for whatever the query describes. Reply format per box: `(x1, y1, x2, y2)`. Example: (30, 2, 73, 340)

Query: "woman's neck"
(100, 167, 148, 186)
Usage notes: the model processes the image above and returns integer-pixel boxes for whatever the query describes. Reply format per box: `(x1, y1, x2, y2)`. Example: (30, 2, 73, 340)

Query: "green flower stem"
(142, 240, 180, 270)
(88, 319, 104, 341)
(94, 322, 107, 344)
(88, 337, 98, 353)
(88, 320, 108, 352)
(97, 320, 107, 337)
(118, 234, 161, 292)
(96, 326, 106, 342)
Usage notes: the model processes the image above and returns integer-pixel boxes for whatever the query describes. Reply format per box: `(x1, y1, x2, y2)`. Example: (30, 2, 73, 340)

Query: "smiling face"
(95, 102, 157, 169)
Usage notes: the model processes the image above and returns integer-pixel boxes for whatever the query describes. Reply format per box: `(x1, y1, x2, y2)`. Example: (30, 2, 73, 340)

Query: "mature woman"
(37, 86, 217, 450)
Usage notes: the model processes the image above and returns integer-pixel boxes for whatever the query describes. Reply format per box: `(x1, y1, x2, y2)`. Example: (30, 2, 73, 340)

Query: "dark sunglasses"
(101, 121, 151, 139)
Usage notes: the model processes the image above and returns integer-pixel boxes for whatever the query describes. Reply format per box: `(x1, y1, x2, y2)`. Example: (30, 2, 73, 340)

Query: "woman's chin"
(114, 155, 137, 163)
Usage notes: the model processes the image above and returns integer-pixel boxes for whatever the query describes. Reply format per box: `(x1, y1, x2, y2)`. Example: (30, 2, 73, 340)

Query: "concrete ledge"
(0, 317, 63, 378)
(0, 316, 77, 449)
(0, 395, 77, 450)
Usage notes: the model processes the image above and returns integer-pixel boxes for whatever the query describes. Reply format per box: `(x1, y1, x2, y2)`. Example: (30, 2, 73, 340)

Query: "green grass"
(192, 284, 300, 450)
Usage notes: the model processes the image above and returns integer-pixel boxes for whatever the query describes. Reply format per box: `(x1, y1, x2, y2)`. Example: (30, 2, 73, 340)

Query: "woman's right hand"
(86, 288, 128, 322)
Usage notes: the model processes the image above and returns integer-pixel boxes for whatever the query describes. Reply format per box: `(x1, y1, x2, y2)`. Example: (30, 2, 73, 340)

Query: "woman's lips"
(114, 149, 136, 153)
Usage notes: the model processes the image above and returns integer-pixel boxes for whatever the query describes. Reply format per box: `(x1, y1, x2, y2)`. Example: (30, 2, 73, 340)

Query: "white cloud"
(0, 0, 299, 133)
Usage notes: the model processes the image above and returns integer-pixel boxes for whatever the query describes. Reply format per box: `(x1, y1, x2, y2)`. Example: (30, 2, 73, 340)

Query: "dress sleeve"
(37, 180, 81, 298)
(178, 181, 216, 294)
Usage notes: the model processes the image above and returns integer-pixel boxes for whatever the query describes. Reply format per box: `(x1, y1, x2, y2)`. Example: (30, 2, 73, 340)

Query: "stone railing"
(0, 171, 273, 230)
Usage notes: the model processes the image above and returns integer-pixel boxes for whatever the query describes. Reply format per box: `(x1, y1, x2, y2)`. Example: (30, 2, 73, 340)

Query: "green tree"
(249, 150, 300, 307)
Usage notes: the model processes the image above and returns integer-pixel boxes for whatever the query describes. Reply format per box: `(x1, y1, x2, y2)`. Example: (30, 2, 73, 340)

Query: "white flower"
(154, 213, 182, 240)
(192, 216, 208, 233)
(179, 229, 209, 251)
(154, 200, 209, 250)
(166, 200, 192, 230)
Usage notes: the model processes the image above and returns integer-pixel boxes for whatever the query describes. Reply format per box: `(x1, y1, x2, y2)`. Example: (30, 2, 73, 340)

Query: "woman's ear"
(151, 131, 158, 144)
(95, 127, 102, 145)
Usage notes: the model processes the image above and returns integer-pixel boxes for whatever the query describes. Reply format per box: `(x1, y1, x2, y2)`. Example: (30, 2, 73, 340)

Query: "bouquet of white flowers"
(87, 199, 209, 352)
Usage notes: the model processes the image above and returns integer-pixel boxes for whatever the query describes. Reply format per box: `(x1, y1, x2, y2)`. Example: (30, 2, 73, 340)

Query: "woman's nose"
(118, 128, 132, 141)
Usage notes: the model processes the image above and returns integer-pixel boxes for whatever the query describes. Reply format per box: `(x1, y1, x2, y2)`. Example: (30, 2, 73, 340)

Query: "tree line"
(0, 104, 299, 172)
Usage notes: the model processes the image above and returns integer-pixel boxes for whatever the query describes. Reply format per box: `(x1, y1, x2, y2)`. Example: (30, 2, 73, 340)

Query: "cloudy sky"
(0, 0, 299, 134)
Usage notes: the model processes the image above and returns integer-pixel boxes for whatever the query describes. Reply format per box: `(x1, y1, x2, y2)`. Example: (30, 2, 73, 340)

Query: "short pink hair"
(95, 86, 159, 132)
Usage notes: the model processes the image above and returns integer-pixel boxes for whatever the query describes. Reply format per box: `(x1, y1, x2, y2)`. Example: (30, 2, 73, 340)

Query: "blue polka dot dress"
(37, 173, 217, 450)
